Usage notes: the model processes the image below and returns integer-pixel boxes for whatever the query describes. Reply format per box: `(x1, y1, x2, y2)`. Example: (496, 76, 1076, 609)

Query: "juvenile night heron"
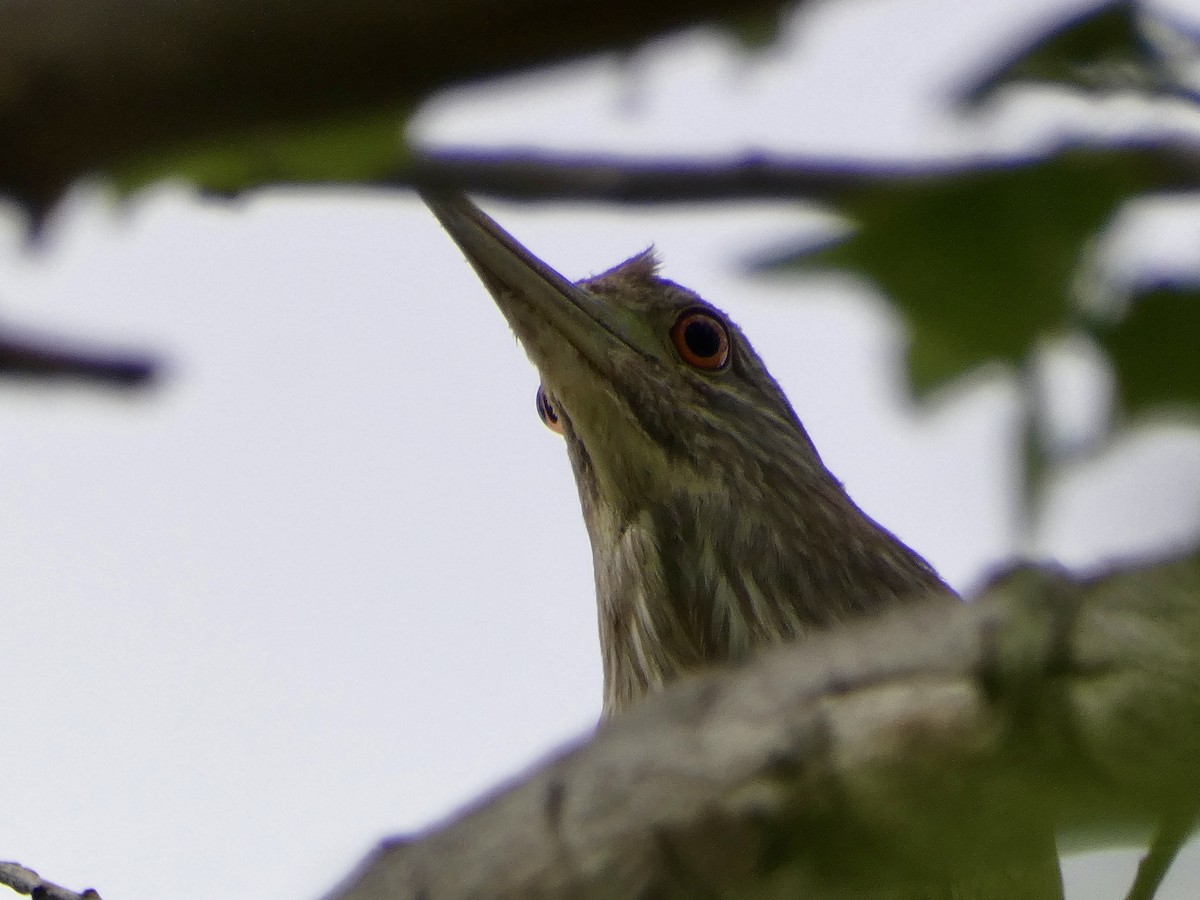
(423, 193, 1062, 897)
(424, 193, 952, 711)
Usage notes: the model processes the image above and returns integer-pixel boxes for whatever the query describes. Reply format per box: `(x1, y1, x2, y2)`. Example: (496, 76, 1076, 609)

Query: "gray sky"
(3, 1, 1200, 898)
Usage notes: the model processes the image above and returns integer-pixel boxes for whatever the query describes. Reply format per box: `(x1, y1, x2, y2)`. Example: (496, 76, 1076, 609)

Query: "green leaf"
(719, 7, 787, 51)
(963, 0, 1198, 105)
(1096, 285, 1200, 415)
(759, 148, 1178, 396)
(113, 109, 411, 195)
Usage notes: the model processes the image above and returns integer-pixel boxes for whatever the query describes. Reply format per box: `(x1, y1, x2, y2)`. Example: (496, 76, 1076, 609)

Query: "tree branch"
(391, 144, 1200, 204)
(326, 551, 1200, 900)
(402, 150, 879, 203)
(0, 323, 157, 387)
(0, 0, 790, 210)
(0, 862, 100, 900)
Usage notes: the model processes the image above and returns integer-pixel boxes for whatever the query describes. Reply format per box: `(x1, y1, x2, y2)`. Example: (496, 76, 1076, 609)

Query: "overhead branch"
(0, 0, 791, 210)
(401, 150, 879, 204)
(327, 551, 1200, 900)
(391, 144, 1200, 204)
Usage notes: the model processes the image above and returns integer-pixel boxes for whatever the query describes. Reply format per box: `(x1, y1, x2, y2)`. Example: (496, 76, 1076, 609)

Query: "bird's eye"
(671, 309, 730, 370)
(535, 385, 564, 435)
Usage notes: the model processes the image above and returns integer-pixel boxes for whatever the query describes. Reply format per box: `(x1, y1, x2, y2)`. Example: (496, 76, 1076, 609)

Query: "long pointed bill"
(420, 192, 643, 373)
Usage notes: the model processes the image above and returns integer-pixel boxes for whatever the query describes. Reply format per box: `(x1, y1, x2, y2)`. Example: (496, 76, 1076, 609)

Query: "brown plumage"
(424, 192, 1063, 898)
(424, 193, 949, 713)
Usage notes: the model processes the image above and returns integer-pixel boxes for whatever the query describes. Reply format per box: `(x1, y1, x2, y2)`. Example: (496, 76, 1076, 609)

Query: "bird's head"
(424, 192, 950, 711)
(422, 193, 829, 534)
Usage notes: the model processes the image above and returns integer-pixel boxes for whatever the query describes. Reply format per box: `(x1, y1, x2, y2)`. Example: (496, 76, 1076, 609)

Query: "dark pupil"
(684, 319, 721, 358)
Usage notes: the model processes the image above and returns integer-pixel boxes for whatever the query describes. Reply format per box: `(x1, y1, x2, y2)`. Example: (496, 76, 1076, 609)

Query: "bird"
(423, 191, 1064, 898)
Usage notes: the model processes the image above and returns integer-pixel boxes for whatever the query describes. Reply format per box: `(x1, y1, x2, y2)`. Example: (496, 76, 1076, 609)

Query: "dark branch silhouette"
(0, 323, 157, 387)
(359, 143, 1200, 207)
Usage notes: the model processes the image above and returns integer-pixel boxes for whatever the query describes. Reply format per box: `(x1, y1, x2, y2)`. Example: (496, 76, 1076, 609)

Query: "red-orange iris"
(671, 310, 730, 370)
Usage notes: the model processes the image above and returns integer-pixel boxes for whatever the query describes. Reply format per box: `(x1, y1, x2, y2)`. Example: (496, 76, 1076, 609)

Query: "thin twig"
(1124, 808, 1199, 900)
(401, 149, 887, 202)
(0, 862, 101, 900)
(387, 143, 1200, 204)
(0, 326, 157, 388)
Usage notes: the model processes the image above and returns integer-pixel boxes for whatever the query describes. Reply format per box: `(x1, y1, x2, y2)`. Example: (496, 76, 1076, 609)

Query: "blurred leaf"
(1095, 285, 1200, 415)
(720, 6, 787, 51)
(758, 148, 1182, 396)
(964, 0, 1200, 105)
(966, 1, 1142, 102)
(113, 110, 410, 196)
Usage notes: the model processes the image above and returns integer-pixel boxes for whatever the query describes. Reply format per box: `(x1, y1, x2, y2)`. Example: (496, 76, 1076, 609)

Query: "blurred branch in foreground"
(328, 550, 1200, 900)
(0, 0, 793, 212)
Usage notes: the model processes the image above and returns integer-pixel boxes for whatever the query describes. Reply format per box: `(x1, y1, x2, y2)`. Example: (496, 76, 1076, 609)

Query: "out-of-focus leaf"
(720, 6, 787, 50)
(112, 110, 410, 196)
(757, 148, 1184, 396)
(963, 0, 1198, 105)
(1095, 285, 1200, 415)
